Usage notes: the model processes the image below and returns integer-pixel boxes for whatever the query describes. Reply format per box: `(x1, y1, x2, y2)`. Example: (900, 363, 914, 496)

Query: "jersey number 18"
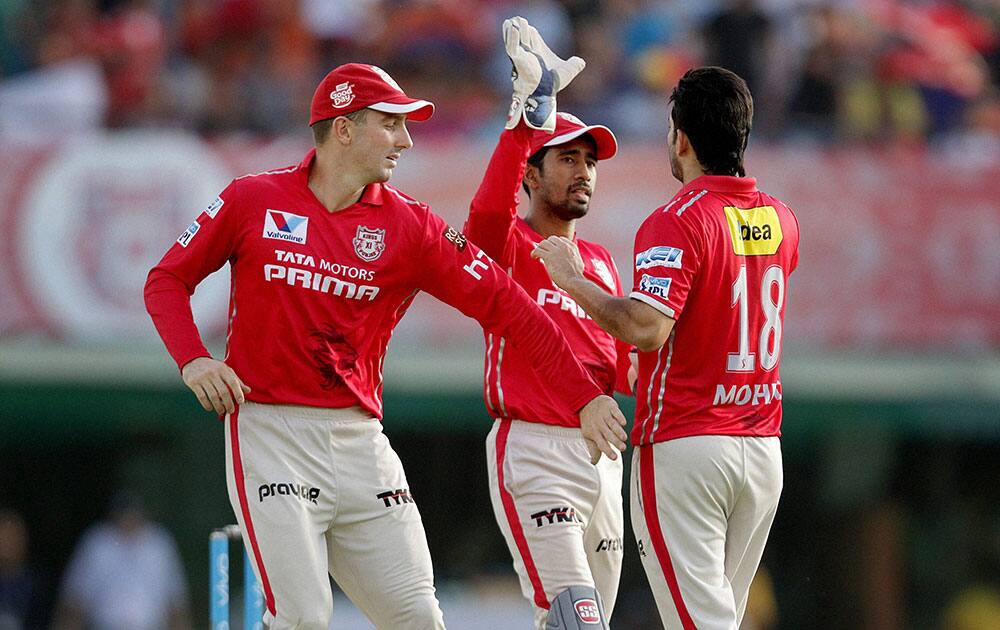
(727, 264, 785, 373)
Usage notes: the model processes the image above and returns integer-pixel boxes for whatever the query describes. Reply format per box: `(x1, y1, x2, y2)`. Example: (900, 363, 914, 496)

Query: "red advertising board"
(1, 133, 997, 352)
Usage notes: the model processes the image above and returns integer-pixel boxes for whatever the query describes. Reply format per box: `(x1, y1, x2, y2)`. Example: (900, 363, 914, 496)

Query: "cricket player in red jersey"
(143, 62, 627, 630)
(533, 67, 800, 629)
(465, 17, 633, 630)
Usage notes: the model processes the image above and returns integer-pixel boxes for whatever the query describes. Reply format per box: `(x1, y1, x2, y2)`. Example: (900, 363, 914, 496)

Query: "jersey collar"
(681, 174, 758, 195)
(298, 148, 385, 207)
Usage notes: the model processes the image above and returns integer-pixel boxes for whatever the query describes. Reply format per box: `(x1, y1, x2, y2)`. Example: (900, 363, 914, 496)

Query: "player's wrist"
(562, 274, 591, 297)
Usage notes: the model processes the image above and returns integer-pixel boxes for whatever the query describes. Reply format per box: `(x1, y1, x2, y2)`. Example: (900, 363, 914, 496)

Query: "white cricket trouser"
(630, 436, 782, 630)
(486, 419, 624, 630)
(224, 402, 445, 630)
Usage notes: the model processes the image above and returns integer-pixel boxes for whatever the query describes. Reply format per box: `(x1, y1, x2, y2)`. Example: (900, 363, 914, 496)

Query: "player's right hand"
(503, 15, 585, 131)
(181, 357, 251, 416)
(578, 395, 628, 464)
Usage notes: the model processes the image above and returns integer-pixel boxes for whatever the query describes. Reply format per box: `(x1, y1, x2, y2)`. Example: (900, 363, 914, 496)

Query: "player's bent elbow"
(634, 334, 666, 353)
(630, 320, 673, 353)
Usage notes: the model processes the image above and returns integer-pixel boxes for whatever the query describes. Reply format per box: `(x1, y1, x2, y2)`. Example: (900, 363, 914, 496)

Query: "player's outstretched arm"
(464, 126, 532, 265)
(578, 394, 628, 464)
(532, 236, 674, 352)
(181, 357, 251, 416)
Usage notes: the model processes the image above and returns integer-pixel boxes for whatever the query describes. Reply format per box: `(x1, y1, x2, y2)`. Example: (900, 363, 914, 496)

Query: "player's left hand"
(503, 16, 585, 131)
(531, 235, 585, 289)
(578, 395, 628, 464)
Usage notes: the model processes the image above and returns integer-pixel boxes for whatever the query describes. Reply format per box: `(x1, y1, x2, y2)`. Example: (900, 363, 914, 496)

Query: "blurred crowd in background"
(1, 0, 998, 144)
(1, 2, 999, 630)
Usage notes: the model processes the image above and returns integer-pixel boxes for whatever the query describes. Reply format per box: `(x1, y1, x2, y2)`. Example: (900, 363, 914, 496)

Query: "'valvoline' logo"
(263, 210, 308, 244)
(574, 598, 600, 624)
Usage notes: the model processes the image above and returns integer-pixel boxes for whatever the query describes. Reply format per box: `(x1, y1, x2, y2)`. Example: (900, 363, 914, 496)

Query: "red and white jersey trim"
(629, 291, 676, 319)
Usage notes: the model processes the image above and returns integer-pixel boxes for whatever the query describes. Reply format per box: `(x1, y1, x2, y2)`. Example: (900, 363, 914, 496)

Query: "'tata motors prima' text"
(264, 249, 379, 301)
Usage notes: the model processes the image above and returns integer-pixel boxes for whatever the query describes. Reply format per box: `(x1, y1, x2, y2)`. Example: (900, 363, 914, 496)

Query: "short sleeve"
(630, 211, 704, 320)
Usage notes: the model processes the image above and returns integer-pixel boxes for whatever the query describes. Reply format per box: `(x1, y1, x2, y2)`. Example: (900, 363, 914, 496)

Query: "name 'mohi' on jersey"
(629, 175, 800, 444)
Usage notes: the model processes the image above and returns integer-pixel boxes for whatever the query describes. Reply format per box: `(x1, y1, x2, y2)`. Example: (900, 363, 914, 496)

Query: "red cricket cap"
(529, 112, 618, 160)
(309, 63, 435, 126)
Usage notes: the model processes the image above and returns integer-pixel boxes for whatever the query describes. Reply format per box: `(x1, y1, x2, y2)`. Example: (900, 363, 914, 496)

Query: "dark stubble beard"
(550, 195, 589, 221)
(668, 144, 683, 183)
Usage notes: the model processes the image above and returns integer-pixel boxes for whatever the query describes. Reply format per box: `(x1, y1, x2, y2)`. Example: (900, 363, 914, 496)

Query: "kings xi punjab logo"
(330, 82, 355, 108)
(353, 225, 386, 262)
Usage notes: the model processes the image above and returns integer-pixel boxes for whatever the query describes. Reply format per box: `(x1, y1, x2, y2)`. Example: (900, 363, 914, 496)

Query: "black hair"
(521, 146, 550, 197)
(520, 133, 598, 197)
(669, 67, 753, 176)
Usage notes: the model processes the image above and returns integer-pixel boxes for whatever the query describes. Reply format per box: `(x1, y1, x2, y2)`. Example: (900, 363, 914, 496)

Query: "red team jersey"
(465, 126, 632, 427)
(630, 175, 800, 444)
(144, 149, 604, 419)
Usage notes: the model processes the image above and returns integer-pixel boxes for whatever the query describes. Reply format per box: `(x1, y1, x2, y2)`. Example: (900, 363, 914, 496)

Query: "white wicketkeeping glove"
(503, 16, 586, 132)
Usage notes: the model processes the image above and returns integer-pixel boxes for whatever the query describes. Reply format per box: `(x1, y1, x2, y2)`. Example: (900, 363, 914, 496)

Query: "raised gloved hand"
(503, 16, 585, 132)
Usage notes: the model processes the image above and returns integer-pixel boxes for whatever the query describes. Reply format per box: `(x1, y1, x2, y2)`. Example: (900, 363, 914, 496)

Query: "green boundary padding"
(1, 383, 998, 444)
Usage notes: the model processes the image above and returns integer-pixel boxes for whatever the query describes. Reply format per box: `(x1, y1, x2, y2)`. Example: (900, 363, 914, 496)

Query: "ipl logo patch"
(177, 220, 200, 248)
(263, 210, 308, 244)
(330, 82, 355, 108)
(574, 599, 600, 624)
(639, 274, 671, 299)
(353, 225, 386, 262)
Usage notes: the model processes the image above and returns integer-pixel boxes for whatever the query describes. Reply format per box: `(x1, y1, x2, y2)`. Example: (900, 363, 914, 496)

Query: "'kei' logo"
(263, 210, 308, 244)
(205, 196, 224, 219)
(635, 245, 683, 271)
(330, 81, 355, 108)
(353, 225, 386, 262)
(574, 599, 600, 624)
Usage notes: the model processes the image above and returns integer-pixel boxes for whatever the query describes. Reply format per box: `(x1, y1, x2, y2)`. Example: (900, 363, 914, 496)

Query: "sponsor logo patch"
(353, 225, 386, 261)
(258, 482, 320, 504)
(531, 506, 582, 527)
(635, 245, 683, 270)
(591, 258, 616, 292)
(724, 205, 783, 256)
(177, 221, 200, 247)
(263, 210, 308, 244)
(370, 65, 402, 91)
(443, 226, 467, 251)
(537, 289, 589, 319)
(639, 274, 671, 299)
(376, 488, 413, 507)
(205, 196, 224, 219)
(575, 599, 600, 624)
(330, 81, 355, 108)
